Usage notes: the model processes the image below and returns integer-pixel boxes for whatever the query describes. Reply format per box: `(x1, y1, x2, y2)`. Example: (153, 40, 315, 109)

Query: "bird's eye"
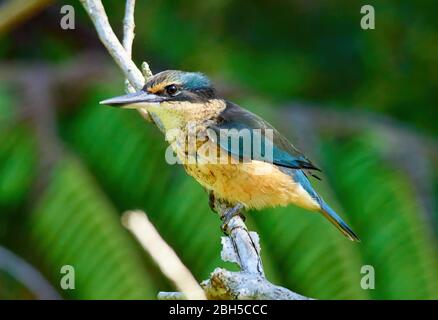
(165, 84, 178, 96)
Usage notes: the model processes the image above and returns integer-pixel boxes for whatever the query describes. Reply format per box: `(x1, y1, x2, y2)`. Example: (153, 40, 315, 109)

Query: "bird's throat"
(144, 99, 226, 133)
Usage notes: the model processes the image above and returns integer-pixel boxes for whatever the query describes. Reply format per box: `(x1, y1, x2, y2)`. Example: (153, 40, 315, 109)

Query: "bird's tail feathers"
(319, 200, 360, 242)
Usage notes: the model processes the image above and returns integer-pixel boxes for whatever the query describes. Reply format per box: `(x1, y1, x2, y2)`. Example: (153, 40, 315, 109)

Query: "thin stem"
(80, 0, 144, 90)
(122, 211, 206, 300)
(122, 0, 136, 93)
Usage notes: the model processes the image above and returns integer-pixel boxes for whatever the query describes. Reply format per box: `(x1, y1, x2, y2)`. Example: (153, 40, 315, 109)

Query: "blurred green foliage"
(0, 1, 437, 299)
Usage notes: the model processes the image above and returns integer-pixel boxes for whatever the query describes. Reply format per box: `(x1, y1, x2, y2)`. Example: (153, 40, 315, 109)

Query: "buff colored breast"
(183, 141, 320, 211)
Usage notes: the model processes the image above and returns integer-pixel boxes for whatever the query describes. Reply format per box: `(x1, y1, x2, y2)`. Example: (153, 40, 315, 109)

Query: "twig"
(121, 0, 152, 122)
(122, 211, 206, 300)
(80, 0, 152, 122)
(0, 246, 61, 299)
(122, 0, 136, 58)
(79, 0, 144, 90)
(0, 0, 52, 34)
(142, 61, 153, 79)
(122, 0, 136, 93)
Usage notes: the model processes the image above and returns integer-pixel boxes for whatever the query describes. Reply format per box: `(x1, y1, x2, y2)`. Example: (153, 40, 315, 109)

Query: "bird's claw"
(208, 192, 217, 213)
(221, 204, 245, 234)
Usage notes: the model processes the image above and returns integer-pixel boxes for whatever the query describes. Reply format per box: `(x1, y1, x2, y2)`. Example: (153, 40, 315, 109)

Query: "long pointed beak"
(100, 91, 163, 108)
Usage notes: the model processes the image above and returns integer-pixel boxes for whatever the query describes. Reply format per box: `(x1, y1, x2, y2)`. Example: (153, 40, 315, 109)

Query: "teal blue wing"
(207, 101, 320, 171)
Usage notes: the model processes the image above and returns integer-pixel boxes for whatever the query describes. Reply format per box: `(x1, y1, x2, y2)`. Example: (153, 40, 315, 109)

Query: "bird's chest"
(169, 127, 227, 187)
(174, 134, 258, 198)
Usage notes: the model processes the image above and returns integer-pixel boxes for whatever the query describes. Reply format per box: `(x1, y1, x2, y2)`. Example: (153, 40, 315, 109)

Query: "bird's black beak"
(100, 90, 163, 108)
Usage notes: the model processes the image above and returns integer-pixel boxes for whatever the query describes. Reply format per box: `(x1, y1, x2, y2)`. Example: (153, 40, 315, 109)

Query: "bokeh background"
(0, 0, 437, 299)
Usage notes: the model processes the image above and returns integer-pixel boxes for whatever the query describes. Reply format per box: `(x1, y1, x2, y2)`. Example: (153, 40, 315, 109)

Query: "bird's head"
(100, 70, 218, 130)
(100, 70, 215, 108)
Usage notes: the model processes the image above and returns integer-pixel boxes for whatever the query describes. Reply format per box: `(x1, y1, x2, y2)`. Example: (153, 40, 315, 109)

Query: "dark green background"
(0, 0, 436, 299)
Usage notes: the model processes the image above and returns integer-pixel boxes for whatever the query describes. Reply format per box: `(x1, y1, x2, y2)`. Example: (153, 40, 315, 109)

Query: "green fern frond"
(28, 157, 159, 299)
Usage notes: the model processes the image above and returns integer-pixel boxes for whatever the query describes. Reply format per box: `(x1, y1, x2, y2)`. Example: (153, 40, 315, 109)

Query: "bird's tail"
(318, 200, 360, 242)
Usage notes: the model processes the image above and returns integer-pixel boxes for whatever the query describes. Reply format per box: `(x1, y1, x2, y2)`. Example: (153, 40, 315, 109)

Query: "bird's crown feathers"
(145, 70, 211, 93)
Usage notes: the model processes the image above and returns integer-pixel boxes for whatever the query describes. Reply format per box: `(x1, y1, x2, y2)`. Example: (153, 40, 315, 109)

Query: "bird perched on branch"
(101, 70, 359, 241)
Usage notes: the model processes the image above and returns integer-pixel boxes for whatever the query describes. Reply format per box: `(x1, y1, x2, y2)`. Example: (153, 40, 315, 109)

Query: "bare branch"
(201, 268, 312, 300)
(141, 61, 153, 80)
(211, 203, 311, 299)
(138, 61, 154, 121)
(122, 211, 207, 300)
(80, 0, 153, 123)
(0, 0, 52, 34)
(0, 246, 61, 299)
(122, 0, 136, 58)
(122, 0, 136, 93)
(157, 292, 186, 300)
(162, 201, 313, 300)
(215, 201, 264, 275)
(79, 0, 144, 90)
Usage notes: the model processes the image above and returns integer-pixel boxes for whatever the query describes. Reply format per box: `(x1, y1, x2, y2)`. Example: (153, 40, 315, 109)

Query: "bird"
(101, 70, 360, 241)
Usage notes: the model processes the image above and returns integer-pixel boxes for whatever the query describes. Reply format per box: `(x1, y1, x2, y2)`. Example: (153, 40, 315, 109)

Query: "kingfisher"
(101, 70, 360, 241)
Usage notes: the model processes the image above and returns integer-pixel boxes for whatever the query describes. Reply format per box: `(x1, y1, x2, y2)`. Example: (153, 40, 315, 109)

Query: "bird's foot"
(208, 191, 217, 213)
(221, 203, 245, 234)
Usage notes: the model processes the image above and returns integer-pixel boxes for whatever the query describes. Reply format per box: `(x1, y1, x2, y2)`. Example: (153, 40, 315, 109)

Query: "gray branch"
(0, 246, 61, 299)
(160, 200, 313, 300)
(201, 268, 311, 300)
(79, 0, 143, 90)
(122, 0, 136, 59)
(122, 0, 136, 93)
(80, 0, 152, 121)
